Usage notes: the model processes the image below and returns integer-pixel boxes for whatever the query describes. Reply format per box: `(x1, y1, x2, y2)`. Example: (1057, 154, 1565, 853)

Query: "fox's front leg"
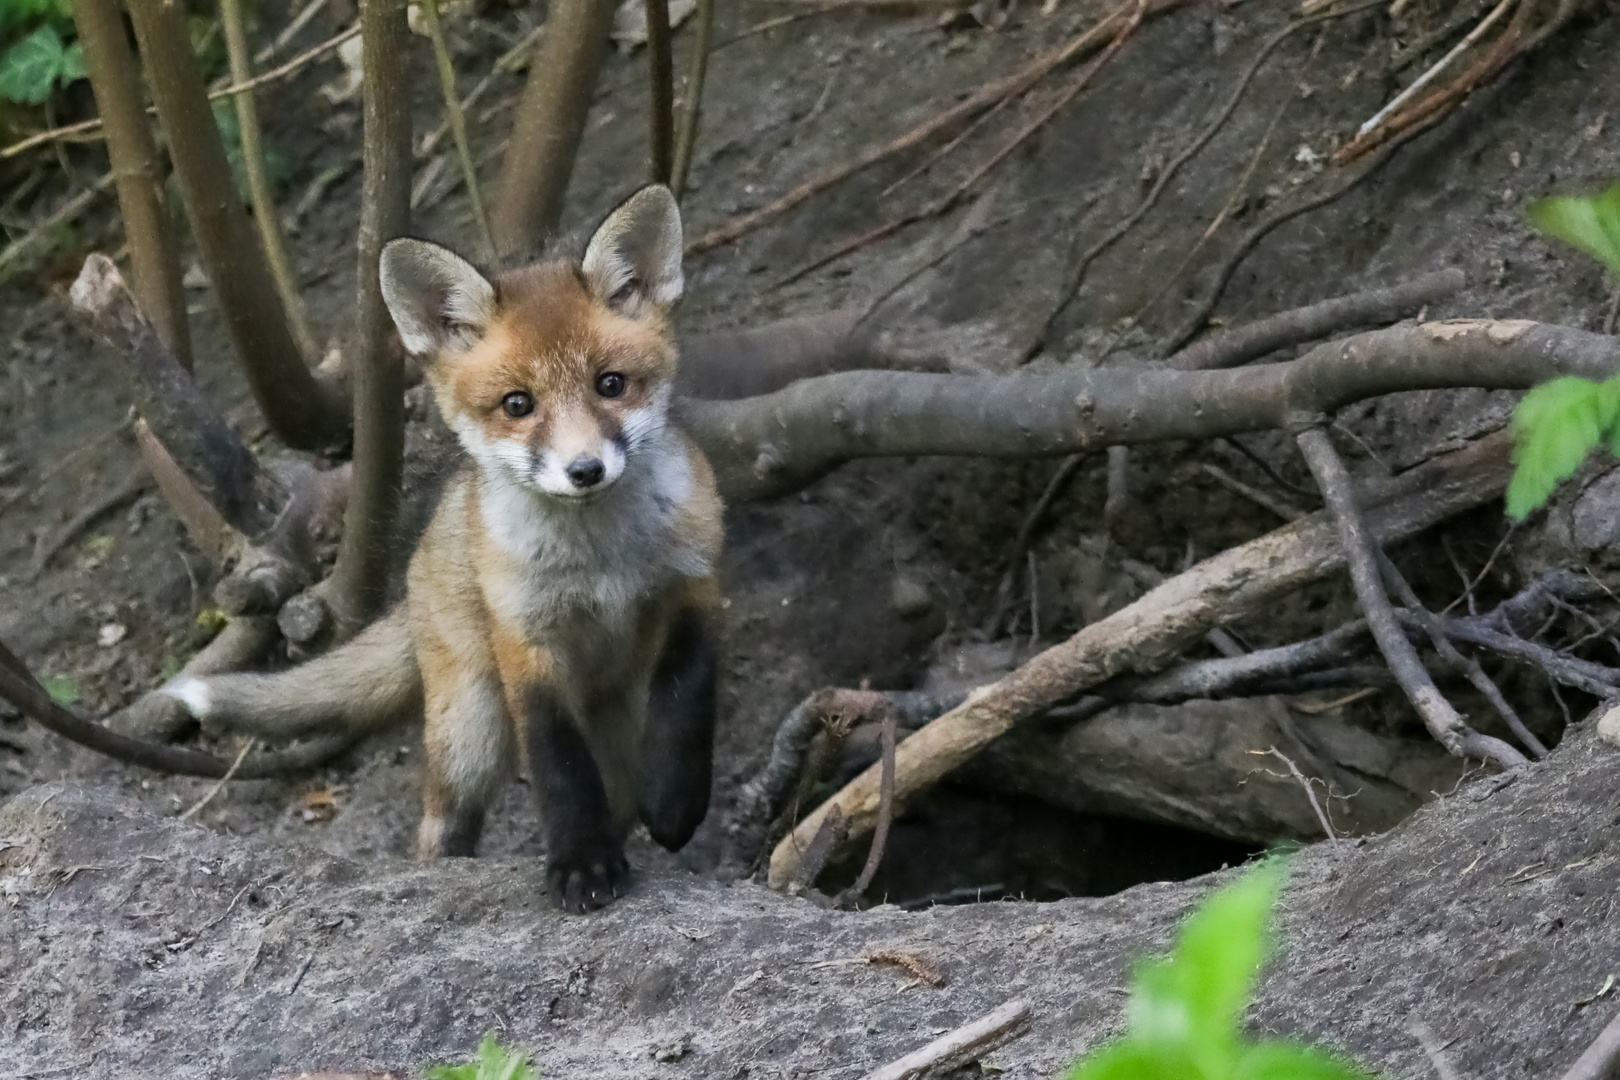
(526, 688, 630, 912)
(638, 605, 717, 851)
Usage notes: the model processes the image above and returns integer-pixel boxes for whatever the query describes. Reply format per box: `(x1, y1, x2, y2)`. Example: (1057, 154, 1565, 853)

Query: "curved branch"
(680, 319, 1620, 501)
(0, 639, 355, 778)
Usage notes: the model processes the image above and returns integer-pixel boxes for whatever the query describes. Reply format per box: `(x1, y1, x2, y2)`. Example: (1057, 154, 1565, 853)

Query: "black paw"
(546, 841, 629, 913)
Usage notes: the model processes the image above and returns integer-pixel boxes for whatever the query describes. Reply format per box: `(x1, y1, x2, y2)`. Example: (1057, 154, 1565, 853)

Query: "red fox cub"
(165, 185, 723, 912)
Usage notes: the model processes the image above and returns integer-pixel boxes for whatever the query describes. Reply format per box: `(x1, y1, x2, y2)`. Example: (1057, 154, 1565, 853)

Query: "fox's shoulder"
(665, 431, 722, 564)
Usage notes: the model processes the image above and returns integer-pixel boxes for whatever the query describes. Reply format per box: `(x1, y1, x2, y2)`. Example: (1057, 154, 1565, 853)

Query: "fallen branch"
(1167, 268, 1465, 370)
(1403, 611, 1620, 699)
(1295, 426, 1524, 770)
(679, 318, 1620, 502)
(857, 999, 1031, 1080)
(841, 704, 896, 906)
(685, 0, 1187, 256)
(178, 737, 258, 820)
(768, 432, 1513, 887)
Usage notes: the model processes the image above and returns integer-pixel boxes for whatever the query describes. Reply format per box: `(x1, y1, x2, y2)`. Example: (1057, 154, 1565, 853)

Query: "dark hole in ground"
(818, 785, 1260, 909)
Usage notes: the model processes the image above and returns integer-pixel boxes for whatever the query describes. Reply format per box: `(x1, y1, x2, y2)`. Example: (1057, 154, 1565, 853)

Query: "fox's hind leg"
(638, 602, 717, 852)
(415, 644, 512, 860)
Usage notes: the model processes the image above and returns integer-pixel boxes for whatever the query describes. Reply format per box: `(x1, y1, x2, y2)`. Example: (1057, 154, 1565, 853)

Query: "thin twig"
(178, 737, 258, 820)
(1295, 426, 1526, 770)
(1377, 550, 1549, 757)
(419, 0, 496, 259)
(646, 0, 675, 184)
(1, 22, 362, 160)
(255, 0, 332, 64)
(1260, 746, 1339, 844)
(1200, 461, 1307, 521)
(670, 0, 715, 199)
(1356, 0, 1516, 139)
(0, 174, 115, 275)
(844, 705, 897, 903)
(1407, 1019, 1462, 1080)
(1440, 525, 1513, 616)
(858, 1000, 1032, 1080)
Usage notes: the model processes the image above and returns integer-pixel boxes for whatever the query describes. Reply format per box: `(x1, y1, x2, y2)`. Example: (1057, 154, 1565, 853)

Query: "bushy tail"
(164, 607, 421, 742)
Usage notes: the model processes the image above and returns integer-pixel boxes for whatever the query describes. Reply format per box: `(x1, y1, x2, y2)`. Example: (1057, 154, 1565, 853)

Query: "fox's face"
(380, 186, 685, 500)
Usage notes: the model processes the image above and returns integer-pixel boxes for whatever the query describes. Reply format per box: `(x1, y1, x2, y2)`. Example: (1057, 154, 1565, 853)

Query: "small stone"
(1597, 706, 1620, 749)
(891, 575, 932, 620)
(652, 1034, 691, 1063)
(97, 623, 128, 648)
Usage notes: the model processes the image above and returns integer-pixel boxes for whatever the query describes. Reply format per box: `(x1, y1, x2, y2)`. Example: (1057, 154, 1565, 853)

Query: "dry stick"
(0, 174, 114, 276)
(491, 0, 620, 257)
(321, 0, 412, 642)
(419, 23, 543, 161)
(73, 0, 192, 369)
(178, 737, 258, 820)
(767, 433, 1515, 887)
(1377, 550, 1549, 757)
(857, 1000, 1032, 1080)
(683, 318, 1620, 503)
(772, 22, 1140, 288)
(670, 0, 716, 199)
(1295, 426, 1525, 770)
(1407, 613, 1620, 698)
(686, 0, 1185, 256)
(1200, 461, 1306, 521)
(1037, 0, 1386, 351)
(418, 0, 495, 259)
(221, 0, 319, 362)
(1169, 268, 1466, 370)
(30, 465, 153, 576)
(126, 0, 347, 451)
(646, 0, 676, 184)
(1, 23, 363, 161)
(1356, 0, 1517, 139)
(1559, 1006, 1620, 1080)
(843, 705, 897, 904)
(0, 638, 354, 778)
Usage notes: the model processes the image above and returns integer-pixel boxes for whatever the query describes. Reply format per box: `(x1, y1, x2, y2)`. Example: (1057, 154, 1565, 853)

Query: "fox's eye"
(595, 372, 626, 399)
(501, 391, 535, 418)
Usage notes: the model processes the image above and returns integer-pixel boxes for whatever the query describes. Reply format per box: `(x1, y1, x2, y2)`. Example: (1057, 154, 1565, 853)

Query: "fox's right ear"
(379, 238, 496, 356)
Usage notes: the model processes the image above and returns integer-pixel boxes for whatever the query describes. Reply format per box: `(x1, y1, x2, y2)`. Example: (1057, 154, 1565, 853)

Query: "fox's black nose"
(566, 456, 606, 488)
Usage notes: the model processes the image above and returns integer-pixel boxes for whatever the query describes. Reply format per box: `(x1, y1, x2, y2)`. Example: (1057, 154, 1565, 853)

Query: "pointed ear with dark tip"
(379, 238, 496, 356)
(582, 185, 684, 317)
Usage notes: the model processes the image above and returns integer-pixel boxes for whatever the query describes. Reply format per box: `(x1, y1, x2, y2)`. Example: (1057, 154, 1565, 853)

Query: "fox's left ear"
(582, 184, 683, 316)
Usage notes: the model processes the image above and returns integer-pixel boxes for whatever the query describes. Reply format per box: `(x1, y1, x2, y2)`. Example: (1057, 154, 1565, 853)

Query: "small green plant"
(425, 1034, 539, 1080)
(43, 673, 79, 706)
(1506, 183, 1620, 520)
(0, 0, 81, 106)
(1063, 858, 1373, 1080)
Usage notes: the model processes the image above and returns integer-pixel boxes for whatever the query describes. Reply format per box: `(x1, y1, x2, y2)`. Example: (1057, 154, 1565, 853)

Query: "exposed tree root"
(682, 318, 1620, 501)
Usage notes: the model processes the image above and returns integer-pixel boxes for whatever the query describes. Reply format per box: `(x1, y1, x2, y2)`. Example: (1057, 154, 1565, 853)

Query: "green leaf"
(44, 673, 79, 706)
(1528, 184, 1620, 279)
(1064, 1040, 1203, 1080)
(1505, 375, 1620, 519)
(0, 24, 69, 105)
(58, 38, 83, 81)
(425, 1034, 539, 1080)
(1235, 1041, 1373, 1080)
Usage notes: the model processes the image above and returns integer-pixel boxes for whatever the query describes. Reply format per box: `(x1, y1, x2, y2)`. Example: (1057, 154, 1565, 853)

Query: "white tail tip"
(162, 677, 213, 718)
